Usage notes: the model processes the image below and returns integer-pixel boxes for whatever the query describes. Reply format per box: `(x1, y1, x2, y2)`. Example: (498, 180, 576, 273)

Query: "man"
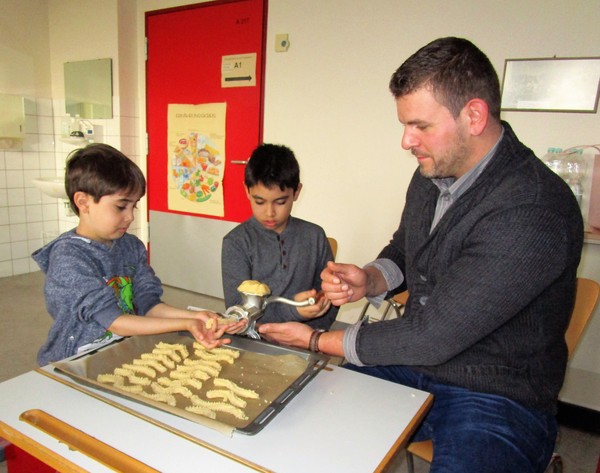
(259, 37, 583, 473)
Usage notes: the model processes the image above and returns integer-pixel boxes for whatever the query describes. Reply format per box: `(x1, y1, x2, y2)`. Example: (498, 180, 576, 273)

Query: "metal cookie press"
(224, 288, 315, 340)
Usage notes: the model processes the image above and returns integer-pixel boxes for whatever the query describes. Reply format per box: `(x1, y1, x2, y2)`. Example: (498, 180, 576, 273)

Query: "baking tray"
(51, 333, 330, 435)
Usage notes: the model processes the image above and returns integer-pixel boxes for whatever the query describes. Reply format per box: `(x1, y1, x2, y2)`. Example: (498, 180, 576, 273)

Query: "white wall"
(0, 0, 52, 97)
(263, 0, 599, 257)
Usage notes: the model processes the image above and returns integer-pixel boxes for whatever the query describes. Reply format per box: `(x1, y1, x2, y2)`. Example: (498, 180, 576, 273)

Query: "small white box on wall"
(0, 94, 25, 149)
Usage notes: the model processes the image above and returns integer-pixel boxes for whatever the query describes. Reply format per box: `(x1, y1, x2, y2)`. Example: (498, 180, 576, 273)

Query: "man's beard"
(418, 127, 470, 179)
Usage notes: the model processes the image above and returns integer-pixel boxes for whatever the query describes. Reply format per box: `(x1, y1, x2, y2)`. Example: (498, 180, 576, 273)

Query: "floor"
(0, 271, 599, 473)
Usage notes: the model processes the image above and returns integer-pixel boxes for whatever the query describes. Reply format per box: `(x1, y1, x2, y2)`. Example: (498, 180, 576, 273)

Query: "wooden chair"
(405, 277, 600, 473)
(327, 237, 338, 259)
(358, 290, 409, 323)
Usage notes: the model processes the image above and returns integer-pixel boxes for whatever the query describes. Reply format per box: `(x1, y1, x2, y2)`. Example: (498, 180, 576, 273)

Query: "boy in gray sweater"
(221, 144, 337, 330)
(33, 144, 240, 365)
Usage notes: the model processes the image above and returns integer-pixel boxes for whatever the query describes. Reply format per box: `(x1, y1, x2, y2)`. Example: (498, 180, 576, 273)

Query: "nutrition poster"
(167, 103, 226, 217)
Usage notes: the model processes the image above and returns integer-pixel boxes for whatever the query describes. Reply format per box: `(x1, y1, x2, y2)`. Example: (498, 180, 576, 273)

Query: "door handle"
(231, 160, 248, 165)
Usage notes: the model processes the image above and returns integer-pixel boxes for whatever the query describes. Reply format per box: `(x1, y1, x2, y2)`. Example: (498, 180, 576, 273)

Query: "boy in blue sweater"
(33, 144, 240, 365)
(221, 143, 337, 330)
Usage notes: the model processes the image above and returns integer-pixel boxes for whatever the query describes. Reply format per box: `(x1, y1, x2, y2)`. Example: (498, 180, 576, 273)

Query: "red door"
(145, 0, 267, 224)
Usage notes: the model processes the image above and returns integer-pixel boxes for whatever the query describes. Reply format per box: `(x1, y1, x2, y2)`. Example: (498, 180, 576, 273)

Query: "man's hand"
(258, 321, 313, 349)
(320, 261, 368, 305)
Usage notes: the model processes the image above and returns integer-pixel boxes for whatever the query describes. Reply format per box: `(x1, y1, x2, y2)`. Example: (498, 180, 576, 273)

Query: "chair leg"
(406, 450, 416, 473)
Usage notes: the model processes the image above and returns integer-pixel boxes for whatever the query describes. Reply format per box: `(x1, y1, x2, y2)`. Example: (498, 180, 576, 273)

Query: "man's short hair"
(245, 143, 300, 192)
(65, 143, 146, 215)
(389, 37, 501, 120)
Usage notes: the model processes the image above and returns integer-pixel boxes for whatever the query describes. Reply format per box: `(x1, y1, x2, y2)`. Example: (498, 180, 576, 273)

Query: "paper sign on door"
(167, 103, 227, 217)
(221, 53, 257, 88)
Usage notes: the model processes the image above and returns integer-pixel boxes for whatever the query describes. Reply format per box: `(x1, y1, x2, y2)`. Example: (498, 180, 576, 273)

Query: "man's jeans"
(344, 364, 557, 473)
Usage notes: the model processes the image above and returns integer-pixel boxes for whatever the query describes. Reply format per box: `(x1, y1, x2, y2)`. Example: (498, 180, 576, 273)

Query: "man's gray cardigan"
(355, 122, 583, 414)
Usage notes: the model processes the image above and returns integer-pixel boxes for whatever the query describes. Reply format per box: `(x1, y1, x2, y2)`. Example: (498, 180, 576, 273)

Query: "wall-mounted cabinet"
(0, 94, 25, 149)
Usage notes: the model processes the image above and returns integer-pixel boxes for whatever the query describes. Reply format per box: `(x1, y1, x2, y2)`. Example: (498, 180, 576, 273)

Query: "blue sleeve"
(44, 241, 123, 331)
(128, 237, 163, 315)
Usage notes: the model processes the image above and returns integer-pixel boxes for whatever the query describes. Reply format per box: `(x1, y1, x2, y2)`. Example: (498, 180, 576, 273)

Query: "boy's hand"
(187, 309, 247, 339)
(223, 319, 248, 335)
(186, 317, 231, 348)
(295, 289, 331, 319)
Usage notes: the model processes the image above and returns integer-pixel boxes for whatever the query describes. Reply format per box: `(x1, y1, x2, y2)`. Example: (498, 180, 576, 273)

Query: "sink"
(32, 176, 68, 199)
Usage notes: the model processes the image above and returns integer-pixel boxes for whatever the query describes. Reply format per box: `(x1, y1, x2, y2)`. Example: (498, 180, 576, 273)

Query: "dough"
(237, 280, 271, 296)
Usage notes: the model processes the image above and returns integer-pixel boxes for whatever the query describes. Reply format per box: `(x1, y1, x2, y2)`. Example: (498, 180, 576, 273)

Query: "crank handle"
(266, 296, 316, 307)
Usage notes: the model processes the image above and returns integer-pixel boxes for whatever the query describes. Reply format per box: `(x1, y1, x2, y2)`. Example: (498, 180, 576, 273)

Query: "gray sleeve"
(221, 233, 252, 308)
(364, 258, 405, 307)
(342, 320, 367, 365)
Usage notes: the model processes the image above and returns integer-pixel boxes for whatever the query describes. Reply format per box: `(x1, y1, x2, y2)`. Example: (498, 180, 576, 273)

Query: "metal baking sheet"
(51, 333, 329, 435)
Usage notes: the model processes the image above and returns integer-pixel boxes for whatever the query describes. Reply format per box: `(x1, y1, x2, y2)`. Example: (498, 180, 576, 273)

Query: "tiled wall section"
(0, 96, 142, 278)
(0, 97, 58, 277)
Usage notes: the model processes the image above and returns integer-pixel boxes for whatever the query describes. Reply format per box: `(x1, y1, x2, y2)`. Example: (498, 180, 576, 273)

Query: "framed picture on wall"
(500, 57, 600, 113)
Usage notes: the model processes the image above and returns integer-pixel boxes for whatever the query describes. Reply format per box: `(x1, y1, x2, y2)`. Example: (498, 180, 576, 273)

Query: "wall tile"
(39, 152, 56, 170)
(28, 258, 41, 272)
(25, 187, 42, 206)
(12, 258, 30, 275)
(0, 242, 11, 261)
(26, 205, 43, 223)
(9, 223, 27, 242)
(42, 203, 58, 222)
(23, 152, 40, 170)
(0, 225, 9, 244)
(27, 221, 44, 239)
(37, 116, 54, 135)
(37, 134, 55, 153)
(6, 170, 24, 188)
(8, 206, 26, 224)
(5, 152, 23, 170)
(42, 220, 59, 233)
(11, 241, 29, 259)
(7, 188, 25, 206)
(0, 260, 12, 277)
(28, 238, 43, 255)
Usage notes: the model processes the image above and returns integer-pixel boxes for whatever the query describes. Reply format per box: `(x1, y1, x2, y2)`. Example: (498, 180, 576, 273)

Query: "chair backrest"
(327, 237, 338, 259)
(566, 277, 600, 359)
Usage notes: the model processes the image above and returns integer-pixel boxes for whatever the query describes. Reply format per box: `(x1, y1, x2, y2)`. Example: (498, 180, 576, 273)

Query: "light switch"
(275, 34, 290, 52)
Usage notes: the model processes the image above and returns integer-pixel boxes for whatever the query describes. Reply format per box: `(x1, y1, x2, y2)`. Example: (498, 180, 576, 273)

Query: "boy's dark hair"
(389, 37, 501, 120)
(65, 143, 146, 215)
(244, 143, 300, 192)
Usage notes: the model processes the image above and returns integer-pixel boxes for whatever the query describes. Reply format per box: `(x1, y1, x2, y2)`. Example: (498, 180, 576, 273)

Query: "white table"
(0, 364, 432, 472)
